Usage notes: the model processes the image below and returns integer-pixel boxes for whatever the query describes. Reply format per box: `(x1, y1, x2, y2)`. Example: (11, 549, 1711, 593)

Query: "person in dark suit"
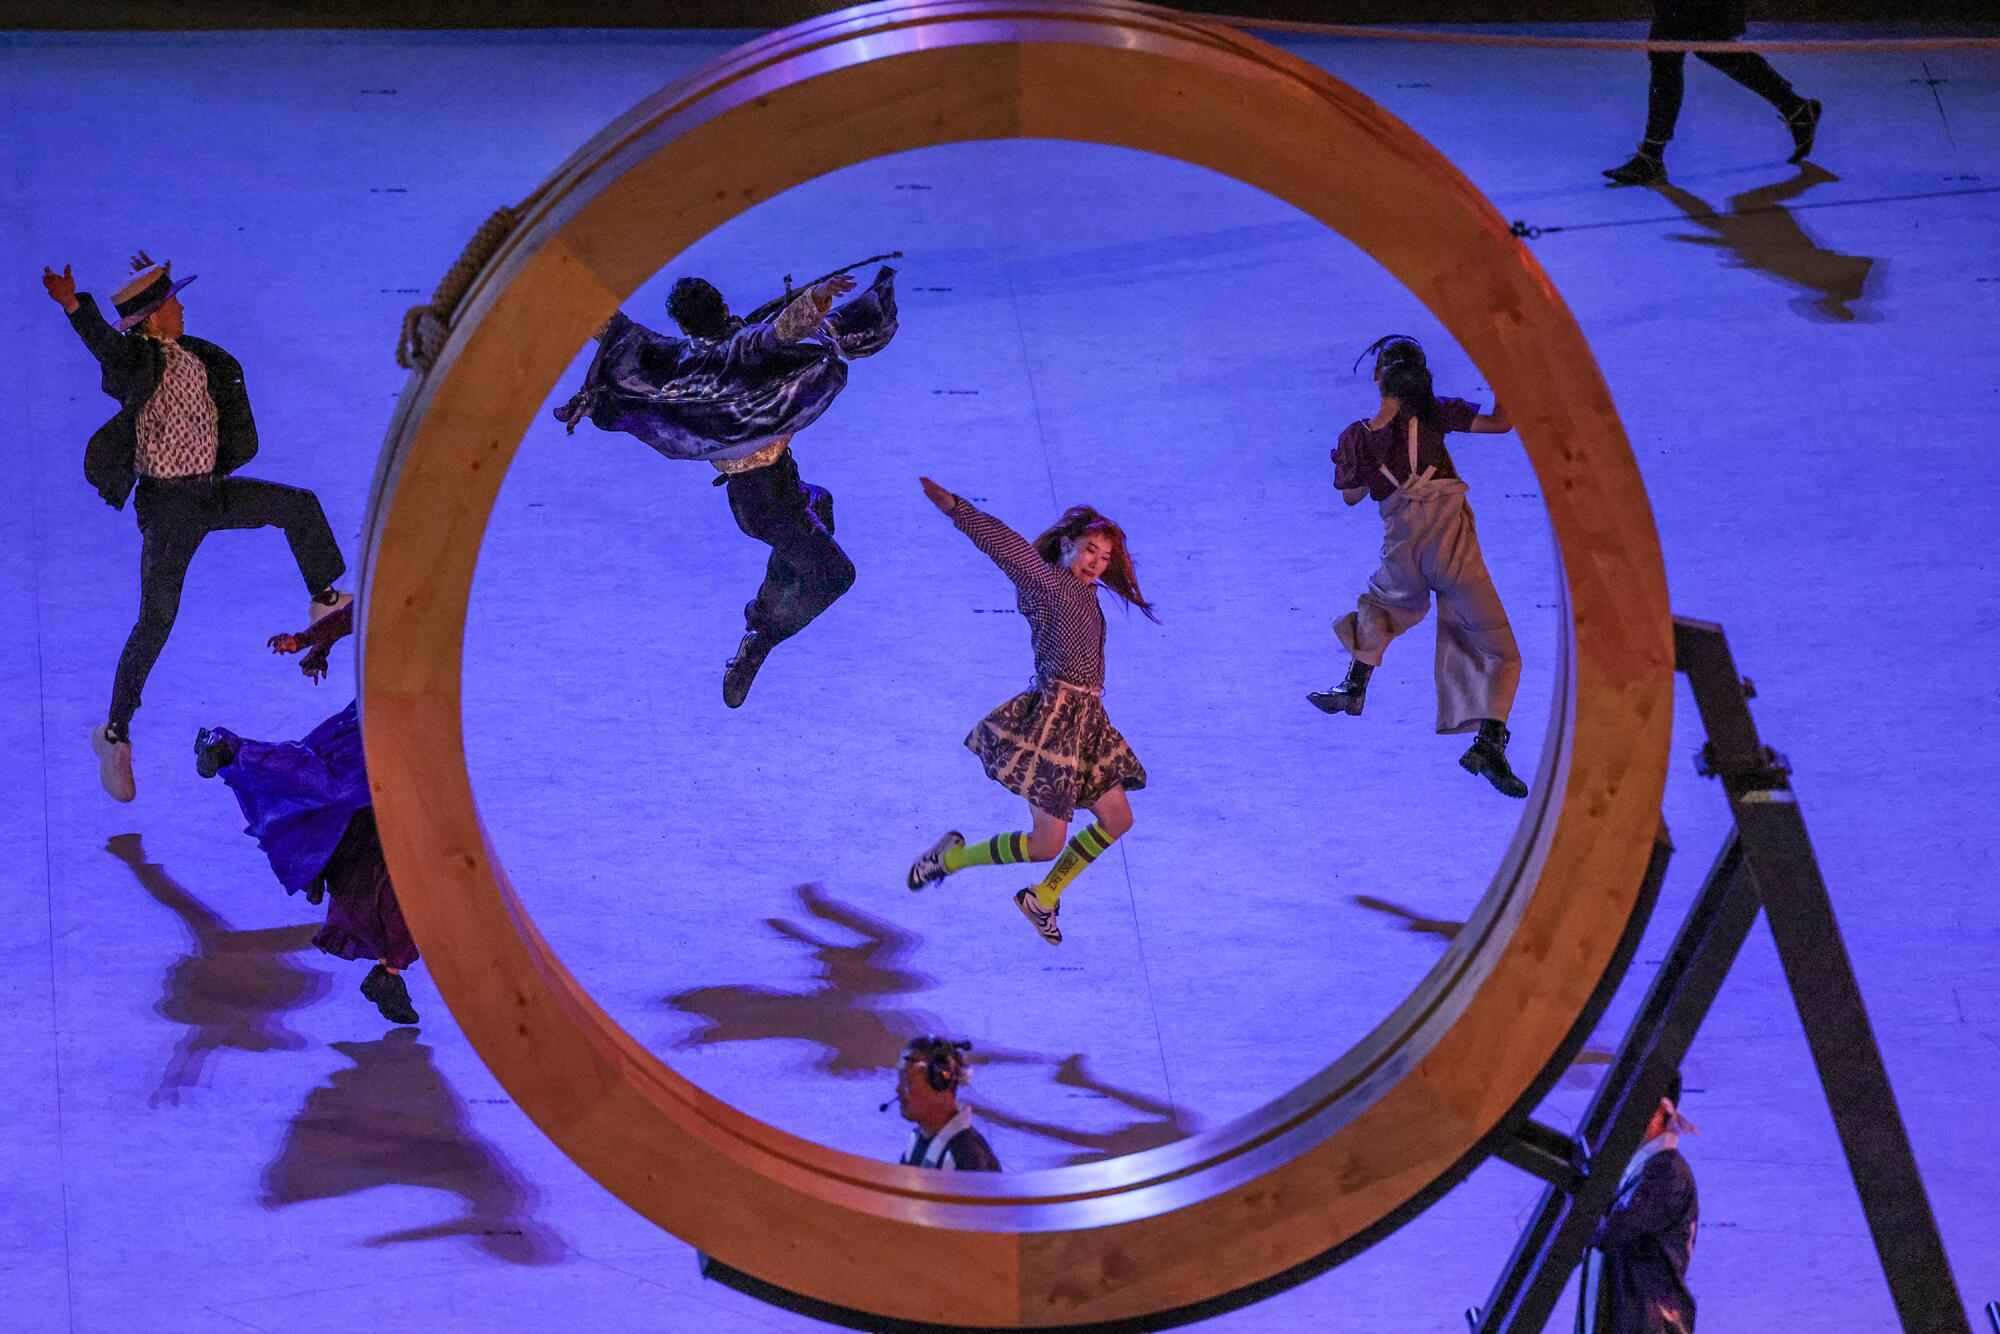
(1604, 0, 1821, 185)
(1579, 1070, 1700, 1333)
(43, 255, 348, 802)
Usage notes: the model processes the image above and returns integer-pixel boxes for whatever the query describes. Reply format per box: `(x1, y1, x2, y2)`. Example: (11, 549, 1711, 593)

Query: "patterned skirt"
(965, 679, 1147, 822)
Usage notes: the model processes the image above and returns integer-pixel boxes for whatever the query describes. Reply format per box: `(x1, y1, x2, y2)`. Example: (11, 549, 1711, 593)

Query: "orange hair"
(1033, 505, 1158, 622)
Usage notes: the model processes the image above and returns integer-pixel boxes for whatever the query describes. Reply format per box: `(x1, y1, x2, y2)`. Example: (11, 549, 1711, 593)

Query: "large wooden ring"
(359, 1, 1672, 1325)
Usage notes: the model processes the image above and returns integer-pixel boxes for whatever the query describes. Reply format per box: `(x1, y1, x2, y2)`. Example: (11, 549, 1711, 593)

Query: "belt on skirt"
(1033, 676, 1103, 697)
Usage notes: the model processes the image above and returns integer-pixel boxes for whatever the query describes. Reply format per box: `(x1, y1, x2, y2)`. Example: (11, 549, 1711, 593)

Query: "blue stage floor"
(4, 22, 1996, 1331)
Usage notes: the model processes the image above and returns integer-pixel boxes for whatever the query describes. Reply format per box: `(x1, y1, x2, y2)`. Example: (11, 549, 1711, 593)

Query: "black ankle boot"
(1786, 99, 1822, 163)
(1603, 146, 1665, 185)
(1460, 719, 1529, 798)
(1308, 661, 1373, 716)
(360, 964, 420, 1025)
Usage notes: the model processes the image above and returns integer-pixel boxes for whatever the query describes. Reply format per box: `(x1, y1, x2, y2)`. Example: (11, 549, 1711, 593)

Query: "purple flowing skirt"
(218, 702, 417, 968)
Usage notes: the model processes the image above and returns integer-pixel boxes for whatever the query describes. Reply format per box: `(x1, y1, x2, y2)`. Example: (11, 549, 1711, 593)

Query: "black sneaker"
(722, 631, 772, 709)
(1786, 99, 1822, 163)
(1602, 151, 1665, 186)
(194, 727, 237, 779)
(1459, 721, 1530, 799)
(1014, 888, 1062, 946)
(360, 964, 420, 1025)
(907, 831, 964, 892)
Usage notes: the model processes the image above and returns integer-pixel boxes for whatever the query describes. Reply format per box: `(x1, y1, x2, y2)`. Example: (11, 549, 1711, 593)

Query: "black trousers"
(1645, 46, 1805, 144)
(723, 450, 855, 649)
(110, 474, 346, 730)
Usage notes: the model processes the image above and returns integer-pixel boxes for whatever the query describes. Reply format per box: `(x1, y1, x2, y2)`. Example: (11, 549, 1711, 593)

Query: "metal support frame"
(1474, 616, 1967, 1333)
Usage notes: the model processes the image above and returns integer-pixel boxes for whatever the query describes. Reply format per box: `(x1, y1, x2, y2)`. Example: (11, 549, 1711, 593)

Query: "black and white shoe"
(722, 631, 772, 709)
(1014, 888, 1062, 946)
(360, 964, 420, 1025)
(907, 831, 964, 892)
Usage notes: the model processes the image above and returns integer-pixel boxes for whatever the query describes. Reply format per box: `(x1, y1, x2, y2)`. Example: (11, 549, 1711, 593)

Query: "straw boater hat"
(112, 253, 197, 333)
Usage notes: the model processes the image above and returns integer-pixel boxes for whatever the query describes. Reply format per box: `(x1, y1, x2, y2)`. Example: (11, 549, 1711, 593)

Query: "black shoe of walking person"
(1786, 99, 1822, 163)
(193, 727, 237, 779)
(1460, 719, 1530, 799)
(721, 630, 772, 709)
(1603, 148, 1666, 186)
(1309, 660, 1373, 716)
(360, 963, 420, 1025)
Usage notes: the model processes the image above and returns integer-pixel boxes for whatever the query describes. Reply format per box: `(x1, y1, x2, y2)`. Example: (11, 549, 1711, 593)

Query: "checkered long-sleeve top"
(950, 498, 1106, 690)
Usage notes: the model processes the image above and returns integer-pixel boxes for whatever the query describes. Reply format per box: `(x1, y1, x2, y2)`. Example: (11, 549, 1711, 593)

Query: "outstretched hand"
(41, 265, 78, 312)
(268, 632, 302, 655)
(920, 476, 957, 514)
(820, 273, 859, 300)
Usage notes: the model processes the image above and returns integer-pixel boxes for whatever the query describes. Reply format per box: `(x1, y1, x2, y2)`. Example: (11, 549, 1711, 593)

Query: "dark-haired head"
(1353, 333, 1427, 376)
(668, 277, 733, 338)
(1378, 356, 1441, 425)
(1033, 505, 1158, 622)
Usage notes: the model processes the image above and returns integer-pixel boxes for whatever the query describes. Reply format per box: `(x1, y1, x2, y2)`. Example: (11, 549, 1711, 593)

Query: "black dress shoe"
(194, 727, 237, 778)
(722, 631, 772, 709)
(1602, 151, 1665, 186)
(360, 964, 420, 1025)
(1786, 99, 1822, 163)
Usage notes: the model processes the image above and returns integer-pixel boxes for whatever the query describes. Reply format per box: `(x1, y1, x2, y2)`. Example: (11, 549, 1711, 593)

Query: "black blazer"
(65, 292, 258, 510)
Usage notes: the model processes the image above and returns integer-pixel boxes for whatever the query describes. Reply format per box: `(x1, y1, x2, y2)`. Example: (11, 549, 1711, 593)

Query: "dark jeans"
(110, 474, 346, 730)
(723, 450, 855, 649)
(1645, 47, 1806, 143)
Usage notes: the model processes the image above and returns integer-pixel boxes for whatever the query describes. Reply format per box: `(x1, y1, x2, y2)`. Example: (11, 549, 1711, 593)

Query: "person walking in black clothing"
(1604, 0, 1821, 185)
(43, 255, 348, 802)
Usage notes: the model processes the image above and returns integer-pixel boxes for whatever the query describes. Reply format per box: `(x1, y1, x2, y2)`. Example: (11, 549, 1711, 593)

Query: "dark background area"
(3, 0, 1994, 30)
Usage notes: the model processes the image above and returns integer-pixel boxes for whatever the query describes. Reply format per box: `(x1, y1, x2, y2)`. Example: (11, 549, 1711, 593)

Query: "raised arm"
(770, 273, 858, 344)
(45, 266, 133, 371)
(922, 477, 1050, 590)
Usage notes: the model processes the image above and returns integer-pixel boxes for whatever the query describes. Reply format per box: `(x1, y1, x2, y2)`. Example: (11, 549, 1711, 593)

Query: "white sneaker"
(309, 589, 353, 625)
(1014, 888, 1062, 946)
(907, 831, 964, 892)
(92, 724, 136, 802)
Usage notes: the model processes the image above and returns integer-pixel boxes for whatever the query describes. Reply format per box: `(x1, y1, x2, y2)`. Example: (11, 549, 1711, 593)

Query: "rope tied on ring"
(396, 204, 523, 372)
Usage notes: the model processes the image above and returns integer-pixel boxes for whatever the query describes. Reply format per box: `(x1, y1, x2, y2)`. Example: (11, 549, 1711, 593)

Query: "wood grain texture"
(357, 2, 1673, 1324)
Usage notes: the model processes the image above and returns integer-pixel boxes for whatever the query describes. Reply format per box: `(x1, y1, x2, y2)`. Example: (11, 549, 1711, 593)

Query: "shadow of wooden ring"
(358, 1, 1672, 1326)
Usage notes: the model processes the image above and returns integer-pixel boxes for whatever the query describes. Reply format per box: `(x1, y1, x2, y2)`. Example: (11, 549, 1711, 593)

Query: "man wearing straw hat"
(42, 254, 349, 803)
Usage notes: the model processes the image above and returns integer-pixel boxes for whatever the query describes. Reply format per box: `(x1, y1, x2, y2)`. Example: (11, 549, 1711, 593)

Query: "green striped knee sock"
(943, 831, 1031, 875)
(1034, 823, 1118, 910)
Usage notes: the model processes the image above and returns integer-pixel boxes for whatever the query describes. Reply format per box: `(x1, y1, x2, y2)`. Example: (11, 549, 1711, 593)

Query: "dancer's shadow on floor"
(1353, 894, 1612, 1089)
(665, 883, 1193, 1164)
(107, 834, 328, 1107)
(262, 1027, 564, 1265)
(1649, 164, 1880, 323)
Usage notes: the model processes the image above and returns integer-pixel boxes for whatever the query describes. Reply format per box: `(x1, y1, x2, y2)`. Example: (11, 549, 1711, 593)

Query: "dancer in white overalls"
(1310, 336, 1529, 798)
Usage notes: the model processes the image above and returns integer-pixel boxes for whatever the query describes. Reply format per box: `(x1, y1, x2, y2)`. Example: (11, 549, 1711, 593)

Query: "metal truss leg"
(1475, 617, 1967, 1333)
